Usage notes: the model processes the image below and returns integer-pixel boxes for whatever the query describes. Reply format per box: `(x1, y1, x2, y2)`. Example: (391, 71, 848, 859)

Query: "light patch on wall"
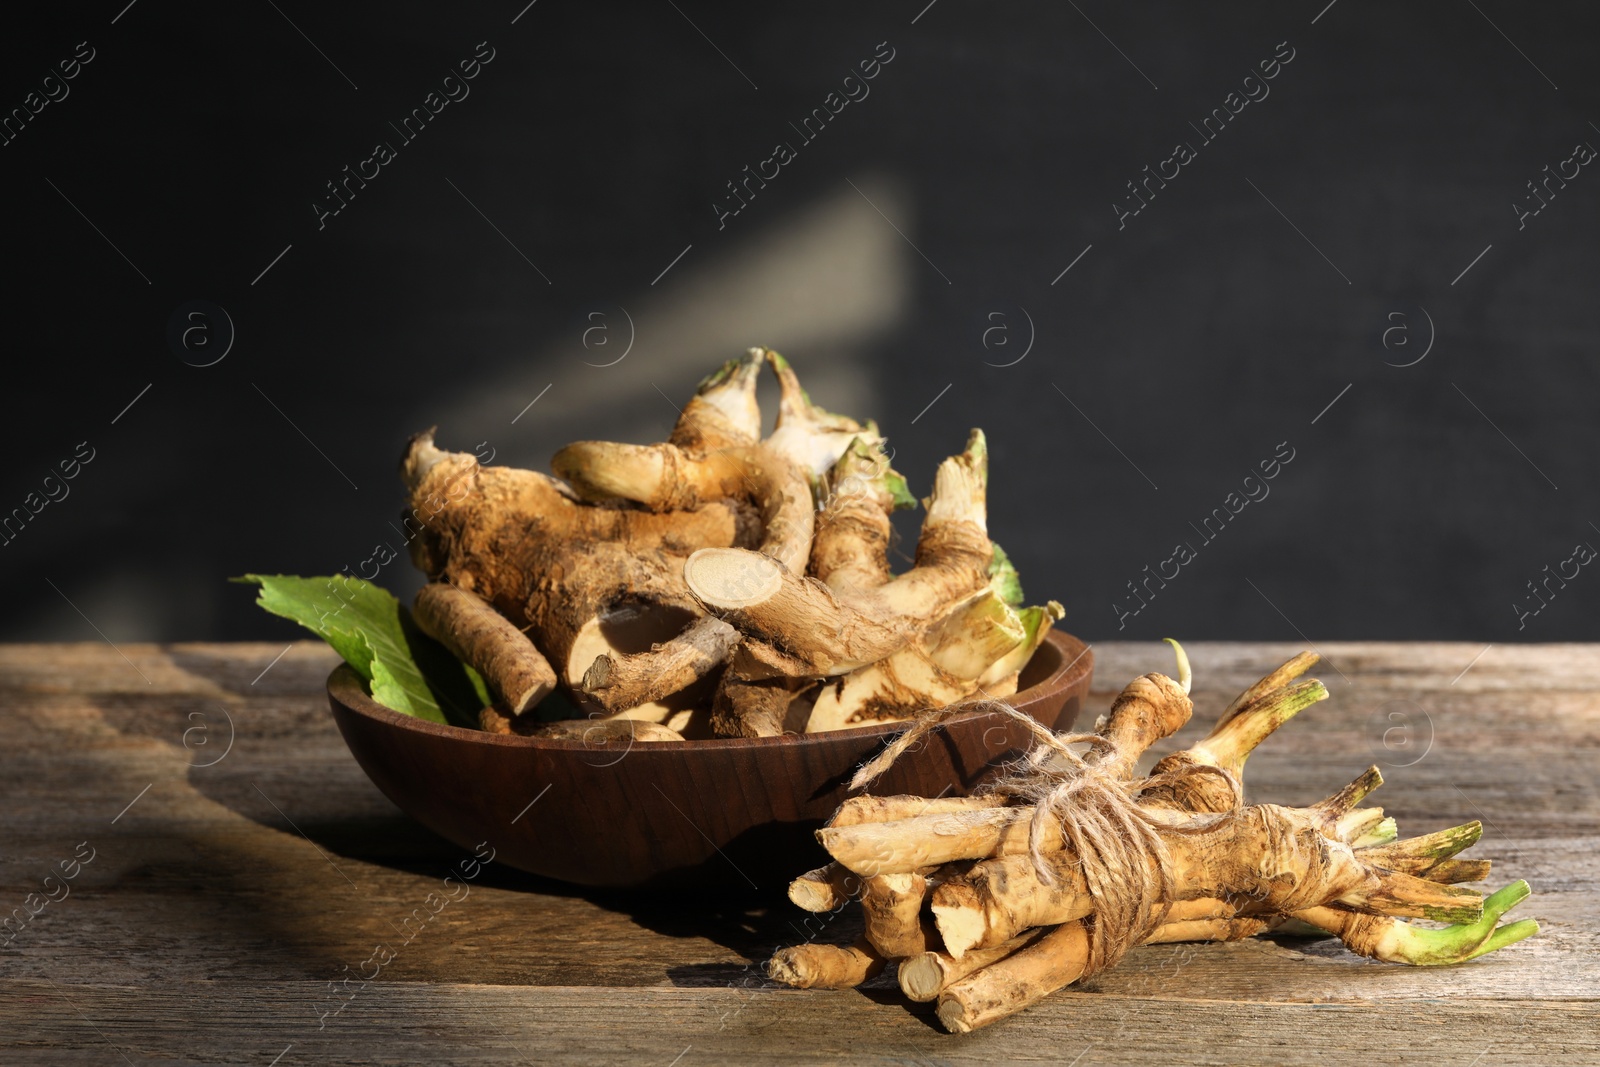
(424, 174, 915, 457)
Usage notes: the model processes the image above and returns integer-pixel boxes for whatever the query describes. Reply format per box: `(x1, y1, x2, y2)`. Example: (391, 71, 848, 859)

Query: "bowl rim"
(327, 630, 1093, 752)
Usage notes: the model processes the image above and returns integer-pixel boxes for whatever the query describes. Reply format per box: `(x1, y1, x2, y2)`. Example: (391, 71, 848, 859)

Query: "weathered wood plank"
(3, 981, 1596, 1066)
(0, 642, 1594, 1063)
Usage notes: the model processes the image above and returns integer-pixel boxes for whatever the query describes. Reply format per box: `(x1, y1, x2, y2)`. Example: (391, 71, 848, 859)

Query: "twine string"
(851, 699, 1236, 977)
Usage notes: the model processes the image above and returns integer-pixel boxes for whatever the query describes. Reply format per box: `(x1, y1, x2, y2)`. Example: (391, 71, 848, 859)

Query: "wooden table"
(2, 641, 1595, 1065)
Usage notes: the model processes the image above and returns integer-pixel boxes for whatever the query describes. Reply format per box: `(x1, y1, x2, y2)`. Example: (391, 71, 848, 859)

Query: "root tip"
(1163, 638, 1192, 694)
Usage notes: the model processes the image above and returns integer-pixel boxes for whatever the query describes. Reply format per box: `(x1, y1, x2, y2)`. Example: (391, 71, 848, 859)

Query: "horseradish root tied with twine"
(769, 645, 1538, 1033)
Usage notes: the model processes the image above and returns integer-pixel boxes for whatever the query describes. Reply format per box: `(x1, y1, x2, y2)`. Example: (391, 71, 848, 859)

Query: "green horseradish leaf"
(233, 574, 484, 728)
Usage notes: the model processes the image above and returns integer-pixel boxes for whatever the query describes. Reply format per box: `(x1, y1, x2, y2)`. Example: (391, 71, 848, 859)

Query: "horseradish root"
(897, 929, 1049, 1002)
(768, 648, 1536, 1032)
(684, 430, 1042, 678)
(391, 351, 1060, 734)
(579, 615, 740, 714)
(766, 938, 886, 989)
(411, 582, 556, 714)
(787, 863, 863, 913)
(860, 872, 936, 957)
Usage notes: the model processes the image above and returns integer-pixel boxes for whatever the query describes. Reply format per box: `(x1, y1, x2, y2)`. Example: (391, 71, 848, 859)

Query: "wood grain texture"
(0, 641, 1595, 1065)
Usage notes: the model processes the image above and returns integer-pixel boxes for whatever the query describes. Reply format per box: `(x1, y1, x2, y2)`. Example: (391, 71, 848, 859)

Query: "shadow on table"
(177, 748, 869, 974)
(146, 647, 942, 1004)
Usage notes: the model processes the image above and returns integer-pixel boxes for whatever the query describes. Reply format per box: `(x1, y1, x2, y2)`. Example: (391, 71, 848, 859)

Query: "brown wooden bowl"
(326, 630, 1093, 890)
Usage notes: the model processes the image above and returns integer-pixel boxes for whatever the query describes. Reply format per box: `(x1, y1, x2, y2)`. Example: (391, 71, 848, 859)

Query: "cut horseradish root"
(248, 350, 1063, 737)
(767, 647, 1539, 1032)
(383, 348, 1063, 736)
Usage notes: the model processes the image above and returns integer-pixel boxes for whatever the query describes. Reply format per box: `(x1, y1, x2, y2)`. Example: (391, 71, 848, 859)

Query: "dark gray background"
(5, 0, 1596, 644)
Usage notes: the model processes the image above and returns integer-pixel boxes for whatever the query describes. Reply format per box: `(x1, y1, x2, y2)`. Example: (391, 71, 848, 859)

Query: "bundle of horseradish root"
(769, 645, 1537, 1032)
(239, 349, 1060, 737)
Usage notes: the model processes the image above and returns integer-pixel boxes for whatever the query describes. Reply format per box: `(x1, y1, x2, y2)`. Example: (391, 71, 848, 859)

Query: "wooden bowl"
(326, 631, 1093, 890)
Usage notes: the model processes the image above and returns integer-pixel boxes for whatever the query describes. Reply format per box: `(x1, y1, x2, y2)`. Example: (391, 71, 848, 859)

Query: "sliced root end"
(787, 863, 858, 913)
(935, 997, 974, 1034)
(765, 953, 807, 988)
(931, 902, 984, 960)
(897, 954, 945, 1002)
(684, 548, 784, 609)
(787, 883, 837, 913)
